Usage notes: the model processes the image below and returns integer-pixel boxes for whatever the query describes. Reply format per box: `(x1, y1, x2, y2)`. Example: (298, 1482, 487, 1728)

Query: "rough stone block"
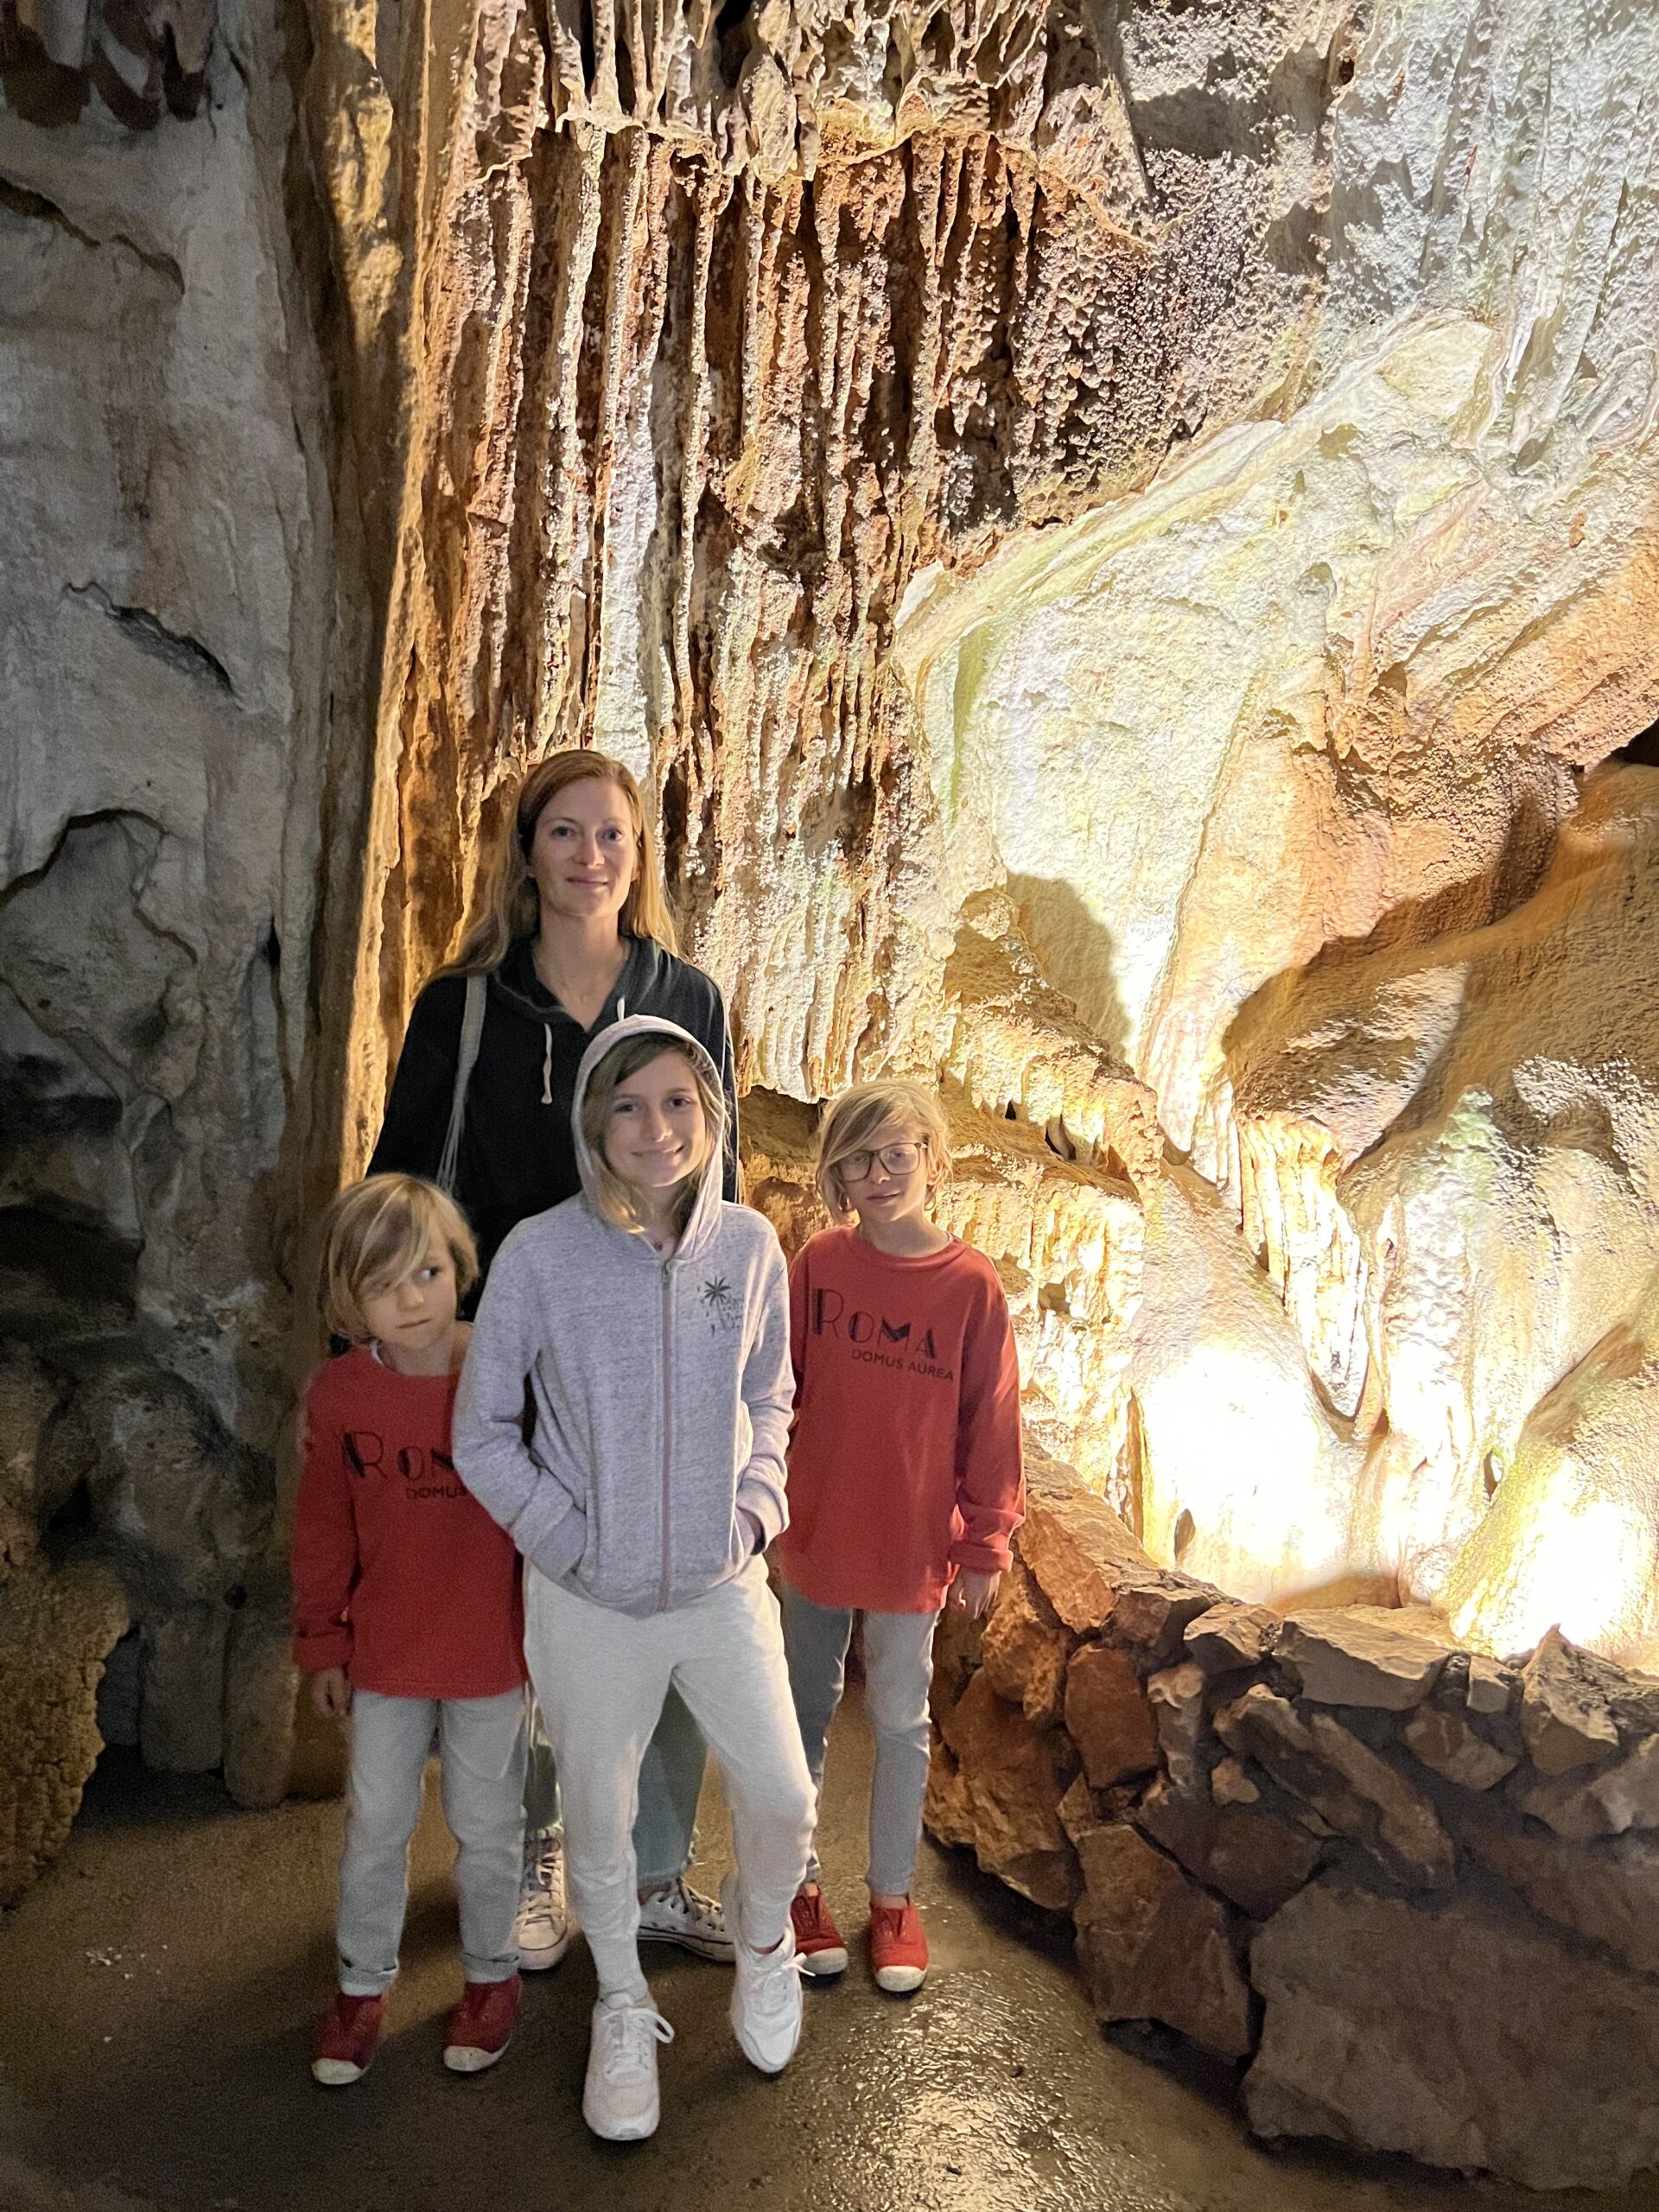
(1465, 1820, 1659, 1977)
(1247, 1880, 1659, 2189)
(1511, 1736, 1659, 1840)
(1465, 1655, 1516, 1715)
(979, 1554, 1075, 1728)
(1518, 1626, 1622, 1774)
(1183, 1600, 1277, 1677)
(932, 1668, 1079, 1909)
(1135, 1774, 1323, 1920)
(1215, 1685, 1453, 1888)
(1073, 1822, 1254, 2059)
(1211, 1754, 1260, 1807)
(1109, 1572, 1220, 1661)
(1064, 1640, 1159, 1789)
(1147, 1659, 1206, 1791)
(1401, 1704, 1516, 1791)
(1278, 1609, 1447, 1711)
(1017, 1488, 1149, 1637)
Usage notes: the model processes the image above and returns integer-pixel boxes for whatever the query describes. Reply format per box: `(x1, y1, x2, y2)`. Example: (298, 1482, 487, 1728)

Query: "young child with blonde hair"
(778, 1080, 1024, 1993)
(455, 1016, 815, 2141)
(292, 1173, 527, 2086)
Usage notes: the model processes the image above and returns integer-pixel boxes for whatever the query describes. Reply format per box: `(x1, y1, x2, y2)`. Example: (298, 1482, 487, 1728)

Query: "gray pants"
(524, 1559, 816, 2002)
(780, 1582, 938, 1898)
(337, 1688, 526, 1997)
(523, 1686, 706, 1890)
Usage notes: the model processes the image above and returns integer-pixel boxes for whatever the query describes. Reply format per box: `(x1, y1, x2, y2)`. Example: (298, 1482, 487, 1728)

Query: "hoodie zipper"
(658, 1252, 674, 1612)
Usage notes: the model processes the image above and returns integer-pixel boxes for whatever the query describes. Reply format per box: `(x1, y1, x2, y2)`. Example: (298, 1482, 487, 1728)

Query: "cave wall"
(1, 0, 351, 1856)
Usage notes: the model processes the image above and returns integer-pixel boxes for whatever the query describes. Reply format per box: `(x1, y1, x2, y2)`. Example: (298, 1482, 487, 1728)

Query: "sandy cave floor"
(4, 1690, 1658, 2212)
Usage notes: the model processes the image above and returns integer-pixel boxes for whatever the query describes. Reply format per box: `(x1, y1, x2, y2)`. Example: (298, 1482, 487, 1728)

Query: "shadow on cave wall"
(1006, 871, 1134, 1063)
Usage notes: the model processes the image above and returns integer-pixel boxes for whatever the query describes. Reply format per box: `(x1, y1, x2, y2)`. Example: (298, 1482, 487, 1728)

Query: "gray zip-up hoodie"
(453, 1014, 792, 1617)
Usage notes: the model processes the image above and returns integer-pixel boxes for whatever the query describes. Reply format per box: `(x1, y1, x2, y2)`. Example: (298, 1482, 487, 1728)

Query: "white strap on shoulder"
(436, 972, 486, 1196)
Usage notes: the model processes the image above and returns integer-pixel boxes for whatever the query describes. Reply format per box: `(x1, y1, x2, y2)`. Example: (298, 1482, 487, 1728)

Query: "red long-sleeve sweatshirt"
(290, 1348, 525, 1700)
(777, 1226, 1025, 1615)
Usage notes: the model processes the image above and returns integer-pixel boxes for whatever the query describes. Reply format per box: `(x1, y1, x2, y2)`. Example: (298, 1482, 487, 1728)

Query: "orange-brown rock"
(1134, 1774, 1323, 1922)
(1517, 1627, 1622, 1775)
(1184, 1601, 1279, 1677)
(978, 1555, 1076, 1730)
(1017, 1483, 1152, 1637)
(932, 1667, 1079, 1910)
(1064, 1641, 1160, 1790)
(1073, 1823, 1254, 2060)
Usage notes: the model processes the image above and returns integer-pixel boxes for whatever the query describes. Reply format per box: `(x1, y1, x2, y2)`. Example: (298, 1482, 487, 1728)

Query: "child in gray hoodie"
(454, 1015, 814, 2141)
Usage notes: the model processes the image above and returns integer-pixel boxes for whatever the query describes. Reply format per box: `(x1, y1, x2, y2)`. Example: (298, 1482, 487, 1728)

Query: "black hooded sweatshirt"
(368, 935, 739, 1288)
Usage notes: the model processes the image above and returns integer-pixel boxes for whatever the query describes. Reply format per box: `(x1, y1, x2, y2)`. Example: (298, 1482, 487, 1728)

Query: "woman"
(369, 748, 739, 1975)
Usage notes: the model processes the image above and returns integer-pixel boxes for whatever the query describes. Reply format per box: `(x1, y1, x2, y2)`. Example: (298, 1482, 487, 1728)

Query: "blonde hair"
(446, 750, 681, 975)
(320, 1174, 479, 1342)
(815, 1081, 952, 1218)
(581, 1033, 726, 1238)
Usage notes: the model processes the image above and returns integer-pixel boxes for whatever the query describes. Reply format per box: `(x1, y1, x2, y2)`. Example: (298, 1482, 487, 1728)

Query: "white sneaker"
(582, 1993, 674, 2141)
(516, 1832, 575, 1971)
(722, 1875, 804, 2076)
(636, 1875, 734, 1961)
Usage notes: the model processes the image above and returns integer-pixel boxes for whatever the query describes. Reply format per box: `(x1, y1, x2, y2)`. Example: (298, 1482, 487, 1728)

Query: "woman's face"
(603, 1052, 709, 1195)
(527, 778, 638, 929)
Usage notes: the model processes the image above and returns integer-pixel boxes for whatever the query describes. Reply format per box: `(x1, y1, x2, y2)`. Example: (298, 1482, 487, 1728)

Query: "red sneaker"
(869, 1901, 928, 1994)
(442, 1974, 522, 2073)
(790, 1888, 849, 1979)
(311, 1992, 385, 2085)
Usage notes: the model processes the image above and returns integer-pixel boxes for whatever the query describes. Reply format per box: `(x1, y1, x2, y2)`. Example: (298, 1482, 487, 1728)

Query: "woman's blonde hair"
(815, 1080, 952, 1218)
(581, 1033, 726, 1238)
(320, 1174, 478, 1341)
(447, 750, 680, 975)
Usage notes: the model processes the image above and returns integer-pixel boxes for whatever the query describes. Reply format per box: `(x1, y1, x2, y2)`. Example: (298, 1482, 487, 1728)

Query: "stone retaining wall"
(924, 1460, 1659, 2191)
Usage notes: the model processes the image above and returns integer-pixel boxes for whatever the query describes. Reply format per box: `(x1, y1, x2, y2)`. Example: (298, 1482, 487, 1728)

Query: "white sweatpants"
(524, 1557, 816, 2000)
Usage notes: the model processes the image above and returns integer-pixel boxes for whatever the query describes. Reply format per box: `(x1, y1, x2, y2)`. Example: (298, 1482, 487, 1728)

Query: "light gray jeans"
(780, 1583, 938, 1898)
(336, 1688, 526, 1997)
(524, 1558, 816, 2002)
(523, 1687, 706, 1890)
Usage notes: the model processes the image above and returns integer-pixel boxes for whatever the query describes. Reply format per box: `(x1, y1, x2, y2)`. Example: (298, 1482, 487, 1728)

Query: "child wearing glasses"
(776, 1082, 1024, 1993)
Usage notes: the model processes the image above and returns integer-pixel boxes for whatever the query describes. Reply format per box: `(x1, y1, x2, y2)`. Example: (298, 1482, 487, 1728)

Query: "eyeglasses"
(837, 1141, 926, 1183)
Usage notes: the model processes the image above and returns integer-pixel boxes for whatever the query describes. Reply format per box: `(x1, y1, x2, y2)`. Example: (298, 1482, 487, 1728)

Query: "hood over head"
(572, 1014, 728, 1256)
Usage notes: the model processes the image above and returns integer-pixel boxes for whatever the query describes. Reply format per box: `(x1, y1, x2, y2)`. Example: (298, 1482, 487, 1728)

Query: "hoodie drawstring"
(541, 1024, 553, 1106)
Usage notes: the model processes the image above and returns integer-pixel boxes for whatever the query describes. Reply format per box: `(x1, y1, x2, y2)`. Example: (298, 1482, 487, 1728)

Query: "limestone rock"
(1073, 1823, 1254, 2060)
(1247, 1881, 1659, 2189)
(0, 1339, 67, 1528)
(1215, 1686, 1453, 1889)
(1017, 1484, 1151, 1637)
(1517, 1627, 1622, 1775)
(1511, 1738, 1659, 1842)
(1466, 1821, 1659, 1979)
(1147, 1661, 1206, 1793)
(1109, 1572, 1221, 1663)
(223, 1602, 297, 1809)
(1211, 1756, 1260, 1808)
(927, 1592, 985, 1722)
(1135, 1775, 1323, 1922)
(1064, 1642, 1159, 1790)
(1183, 1601, 1278, 1678)
(931, 1669, 1079, 1910)
(1278, 1610, 1448, 1711)
(1400, 1706, 1516, 1793)
(1465, 1656, 1516, 1715)
(978, 1555, 1075, 1730)
(137, 1606, 228, 1774)
(0, 1554, 129, 1904)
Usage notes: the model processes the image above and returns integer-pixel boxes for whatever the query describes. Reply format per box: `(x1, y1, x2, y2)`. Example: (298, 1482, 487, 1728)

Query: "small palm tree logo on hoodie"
(700, 1275, 739, 1333)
